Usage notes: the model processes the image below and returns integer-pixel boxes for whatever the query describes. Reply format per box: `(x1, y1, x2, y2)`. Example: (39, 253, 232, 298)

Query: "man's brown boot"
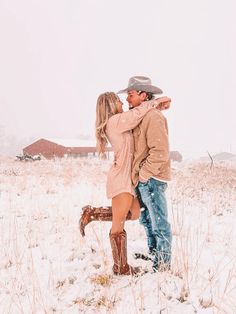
(79, 205, 132, 237)
(109, 229, 140, 276)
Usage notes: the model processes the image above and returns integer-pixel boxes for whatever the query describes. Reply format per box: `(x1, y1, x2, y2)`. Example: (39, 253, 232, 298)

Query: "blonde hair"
(95, 92, 119, 157)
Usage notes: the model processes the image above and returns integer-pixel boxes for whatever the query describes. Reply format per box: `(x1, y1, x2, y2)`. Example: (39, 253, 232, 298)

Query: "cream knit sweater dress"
(105, 100, 156, 199)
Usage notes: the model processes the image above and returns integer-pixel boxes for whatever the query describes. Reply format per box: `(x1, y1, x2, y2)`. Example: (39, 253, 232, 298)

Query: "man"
(118, 76, 172, 271)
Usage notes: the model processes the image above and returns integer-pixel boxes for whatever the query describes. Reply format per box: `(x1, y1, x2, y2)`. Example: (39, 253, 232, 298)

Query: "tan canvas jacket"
(131, 108, 171, 187)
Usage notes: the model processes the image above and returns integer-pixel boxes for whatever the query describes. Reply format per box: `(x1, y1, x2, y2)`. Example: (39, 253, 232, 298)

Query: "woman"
(79, 92, 171, 275)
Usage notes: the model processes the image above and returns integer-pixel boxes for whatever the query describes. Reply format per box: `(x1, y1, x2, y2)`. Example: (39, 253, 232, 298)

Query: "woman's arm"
(113, 97, 171, 133)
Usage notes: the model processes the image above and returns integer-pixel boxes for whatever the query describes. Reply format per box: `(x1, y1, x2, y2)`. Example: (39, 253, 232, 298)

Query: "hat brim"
(117, 84, 163, 95)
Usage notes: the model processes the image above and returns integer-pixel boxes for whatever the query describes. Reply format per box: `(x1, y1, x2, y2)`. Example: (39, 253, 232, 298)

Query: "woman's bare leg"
(110, 192, 141, 275)
(79, 196, 140, 236)
(130, 197, 140, 220)
(111, 193, 133, 234)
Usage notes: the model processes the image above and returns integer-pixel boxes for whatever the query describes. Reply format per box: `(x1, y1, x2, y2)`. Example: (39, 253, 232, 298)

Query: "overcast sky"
(0, 0, 235, 156)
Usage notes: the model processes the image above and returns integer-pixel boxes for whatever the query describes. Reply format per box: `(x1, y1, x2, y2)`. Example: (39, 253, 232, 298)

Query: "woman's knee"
(111, 193, 134, 233)
(131, 209, 140, 220)
(130, 198, 140, 220)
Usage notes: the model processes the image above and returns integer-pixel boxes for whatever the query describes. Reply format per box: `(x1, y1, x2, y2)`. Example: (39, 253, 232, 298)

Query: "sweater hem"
(107, 188, 135, 199)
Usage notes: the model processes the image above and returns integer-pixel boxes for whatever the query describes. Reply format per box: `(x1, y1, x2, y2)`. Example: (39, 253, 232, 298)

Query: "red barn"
(23, 138, 112, 159)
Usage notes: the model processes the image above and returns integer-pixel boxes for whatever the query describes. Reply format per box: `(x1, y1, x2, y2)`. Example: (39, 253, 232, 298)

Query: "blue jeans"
(135, 178, 172, 269)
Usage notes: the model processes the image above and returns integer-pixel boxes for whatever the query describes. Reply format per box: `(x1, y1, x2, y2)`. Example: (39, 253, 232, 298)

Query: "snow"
(0, 157, 235, 313)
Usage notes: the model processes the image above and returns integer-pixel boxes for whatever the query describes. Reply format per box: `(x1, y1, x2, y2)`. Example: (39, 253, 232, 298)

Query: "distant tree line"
(0, 125, 32, 157)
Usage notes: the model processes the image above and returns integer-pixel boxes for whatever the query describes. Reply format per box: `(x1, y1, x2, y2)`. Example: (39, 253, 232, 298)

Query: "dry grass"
(90, 274, 113, 287)
(0, 157, 235, 313)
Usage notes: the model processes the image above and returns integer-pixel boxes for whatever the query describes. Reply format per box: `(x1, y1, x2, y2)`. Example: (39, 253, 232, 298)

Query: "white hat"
(118, 76, 163, 94)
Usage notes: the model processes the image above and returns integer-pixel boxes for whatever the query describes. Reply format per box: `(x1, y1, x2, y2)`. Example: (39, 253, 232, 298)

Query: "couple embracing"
(79, 76, 172, 275)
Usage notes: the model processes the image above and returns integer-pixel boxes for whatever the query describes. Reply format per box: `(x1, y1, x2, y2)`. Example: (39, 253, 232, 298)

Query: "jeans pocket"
(157, 182, 167, 192)
(150, 178, 167, 192)
(138, 181, 149, 188)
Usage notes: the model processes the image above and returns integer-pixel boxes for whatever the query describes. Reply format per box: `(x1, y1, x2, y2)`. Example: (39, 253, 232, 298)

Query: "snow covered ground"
(0, 156, 235, 313)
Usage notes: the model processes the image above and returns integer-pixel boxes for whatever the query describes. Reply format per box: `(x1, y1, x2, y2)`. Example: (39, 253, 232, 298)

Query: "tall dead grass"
(0, 157, 235, 313)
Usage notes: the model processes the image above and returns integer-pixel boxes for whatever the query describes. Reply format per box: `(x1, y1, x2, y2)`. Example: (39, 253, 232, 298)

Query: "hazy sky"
(0, 0, 235, 155)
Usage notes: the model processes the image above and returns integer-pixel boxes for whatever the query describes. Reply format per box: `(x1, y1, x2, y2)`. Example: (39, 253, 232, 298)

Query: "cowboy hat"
(117, 76, 163, 94)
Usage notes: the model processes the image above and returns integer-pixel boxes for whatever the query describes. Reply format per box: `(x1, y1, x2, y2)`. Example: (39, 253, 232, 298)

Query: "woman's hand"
(154, 96, 171, 110)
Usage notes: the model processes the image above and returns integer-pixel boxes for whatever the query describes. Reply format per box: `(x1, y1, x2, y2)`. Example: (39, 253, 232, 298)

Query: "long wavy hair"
(95, 92, 119, 157)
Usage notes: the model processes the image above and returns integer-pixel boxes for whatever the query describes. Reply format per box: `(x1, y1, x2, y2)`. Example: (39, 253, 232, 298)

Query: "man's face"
(126, 90, 147, 109)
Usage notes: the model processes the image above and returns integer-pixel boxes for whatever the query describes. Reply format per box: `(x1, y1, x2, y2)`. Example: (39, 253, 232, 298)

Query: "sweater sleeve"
(113, 100, 157, 133)
(139, 112, 169, 182)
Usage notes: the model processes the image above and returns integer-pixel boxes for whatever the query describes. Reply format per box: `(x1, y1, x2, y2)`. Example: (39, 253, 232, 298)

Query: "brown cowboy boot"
(79, 205, 132, 237)
(109, 229, 140, 276)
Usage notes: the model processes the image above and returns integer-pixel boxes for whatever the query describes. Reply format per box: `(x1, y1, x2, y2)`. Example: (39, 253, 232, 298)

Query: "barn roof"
(45, 138, 96, 147)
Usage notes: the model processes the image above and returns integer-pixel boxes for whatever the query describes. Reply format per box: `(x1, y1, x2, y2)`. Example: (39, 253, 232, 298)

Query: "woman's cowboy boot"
(79, 205, 132, 237)
(109, 230, 140, 275)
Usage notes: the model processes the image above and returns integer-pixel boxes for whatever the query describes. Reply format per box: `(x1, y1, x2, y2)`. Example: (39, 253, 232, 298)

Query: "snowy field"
(0, 156, 235, 314)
